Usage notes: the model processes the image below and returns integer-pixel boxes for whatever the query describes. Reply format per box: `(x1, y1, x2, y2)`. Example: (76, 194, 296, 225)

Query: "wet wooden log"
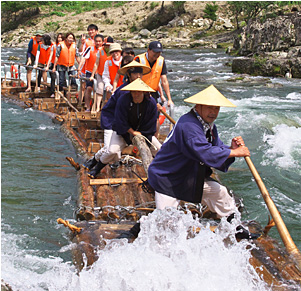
(132, 135, 153, 177)
(77, 168, 95, 221)
(70, 221, 135, 271)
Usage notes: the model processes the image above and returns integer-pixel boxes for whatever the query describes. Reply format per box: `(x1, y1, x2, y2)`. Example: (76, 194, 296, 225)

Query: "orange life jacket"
(38, 44, 53, 65)
(10, 65, 18, 79)
(81, 38, 95, 74)
(135, 53, 164, 91)
(97, 47, 107, 75)
(31, 36, 41, 57)
(85, 45, 99, 73)
(51, 43, 57, 64)
(107, 55, 123, 87)
(57, 41, 76, 67)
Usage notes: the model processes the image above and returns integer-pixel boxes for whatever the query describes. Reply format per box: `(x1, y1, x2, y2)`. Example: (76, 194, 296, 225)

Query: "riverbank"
(0, 1, 237, 49)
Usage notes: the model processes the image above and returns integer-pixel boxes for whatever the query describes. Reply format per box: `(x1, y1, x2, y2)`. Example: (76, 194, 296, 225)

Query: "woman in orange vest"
(102, 43, 123, 94)
(52, 32, 80, 92)
(46, 33, 64, 97)
(25, 30, 43, 92)
(33, 34, 52, 92)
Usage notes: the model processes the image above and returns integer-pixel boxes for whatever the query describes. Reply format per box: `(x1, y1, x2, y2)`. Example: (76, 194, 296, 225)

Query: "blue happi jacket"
(100, 82, 129, 130)
(148, 110, 235, 203)
(112, 92, 157, 142)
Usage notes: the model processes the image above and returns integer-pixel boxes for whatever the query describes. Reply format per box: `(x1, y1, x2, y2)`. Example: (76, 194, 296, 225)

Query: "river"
(1, 47, 301, 290)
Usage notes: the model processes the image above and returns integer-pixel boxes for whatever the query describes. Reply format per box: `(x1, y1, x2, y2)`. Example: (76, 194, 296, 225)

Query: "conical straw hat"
(184, 85, 236, 107)
(118, 60, 151, 76)
(121, 78, 156, 92)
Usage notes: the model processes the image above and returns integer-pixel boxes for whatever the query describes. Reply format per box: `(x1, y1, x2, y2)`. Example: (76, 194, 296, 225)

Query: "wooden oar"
(244, 156, 301, 269)
(161, 109, 301, 268)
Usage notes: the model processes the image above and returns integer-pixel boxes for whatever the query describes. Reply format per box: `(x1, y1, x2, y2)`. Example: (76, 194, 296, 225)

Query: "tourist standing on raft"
(112, 48, 135, 92)
(102, 43, 123, 94)
(52, 32, 80, 92)
(77, 34, 104, 112)
(135, 41, 173, 107)
(45, 33, 65, 97)
(78, 24, 99, 99)
(33, 34, 53, 92)
(87, 78, 161, 179)
(83, 60, 151, 172)
(25, 30, 43, 92)
(147, 85, 260, 240)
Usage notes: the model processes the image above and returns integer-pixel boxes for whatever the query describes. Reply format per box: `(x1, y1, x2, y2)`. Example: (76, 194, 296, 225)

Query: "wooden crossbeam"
(90, 177, 147, 186)
(69, 111, 100, 121)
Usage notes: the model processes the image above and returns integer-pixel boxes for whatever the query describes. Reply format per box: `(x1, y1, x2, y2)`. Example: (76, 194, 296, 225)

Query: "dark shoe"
(110, 161, 121, 170)
(88, 161, 106, 179)
(227, 214, 261, 240)
(82, 156, 97, 170)
(235, 225, 261, 240)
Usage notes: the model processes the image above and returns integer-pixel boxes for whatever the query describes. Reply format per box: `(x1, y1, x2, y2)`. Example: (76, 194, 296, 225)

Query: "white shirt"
(102, 56, 122, 91)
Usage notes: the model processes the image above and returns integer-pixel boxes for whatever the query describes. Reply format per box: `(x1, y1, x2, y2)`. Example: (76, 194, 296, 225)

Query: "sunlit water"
(1, 47, 300, 290)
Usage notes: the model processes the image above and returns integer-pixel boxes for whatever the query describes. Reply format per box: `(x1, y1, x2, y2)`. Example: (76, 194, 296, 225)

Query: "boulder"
(139, 29, 151, 38)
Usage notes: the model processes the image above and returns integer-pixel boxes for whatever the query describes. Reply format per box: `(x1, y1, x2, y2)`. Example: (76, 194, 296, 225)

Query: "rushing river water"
(1, 47, 301, 290)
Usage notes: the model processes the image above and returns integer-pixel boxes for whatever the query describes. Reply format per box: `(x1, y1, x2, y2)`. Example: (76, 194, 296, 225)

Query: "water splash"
(78, 209, 270, 291)
(262, 124, 301, 170)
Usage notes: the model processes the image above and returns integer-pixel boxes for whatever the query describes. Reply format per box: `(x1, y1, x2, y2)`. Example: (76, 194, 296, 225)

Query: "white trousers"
(100, 132, 161, 164)
(155, 179, 236, 218)
(96, 74, 104, 95)
(95, 129, 113, 162)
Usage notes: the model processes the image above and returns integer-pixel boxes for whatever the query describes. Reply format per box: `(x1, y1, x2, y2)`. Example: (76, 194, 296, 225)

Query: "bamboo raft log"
(1, 75, 301, 289)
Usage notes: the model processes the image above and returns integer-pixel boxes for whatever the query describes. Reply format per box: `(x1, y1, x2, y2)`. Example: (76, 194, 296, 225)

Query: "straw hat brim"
(184, 85, 236, 107)
(109, 43, 122, 53)
(120, 78, 156, 92)
(118, 60, 151, 76)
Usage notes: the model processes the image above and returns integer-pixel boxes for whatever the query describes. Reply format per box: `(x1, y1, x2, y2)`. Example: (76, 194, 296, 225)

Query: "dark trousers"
(58, 69, 77, 91)
(48, 63, 56, 94)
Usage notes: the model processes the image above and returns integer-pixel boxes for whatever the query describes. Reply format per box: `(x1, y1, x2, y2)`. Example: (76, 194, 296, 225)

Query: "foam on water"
(286, 91, 301, 100)
(78, 209, 270, 291)
(38, 124, 55, 130)
(262, 124, 301, 170)
(2, 210, 273, 291)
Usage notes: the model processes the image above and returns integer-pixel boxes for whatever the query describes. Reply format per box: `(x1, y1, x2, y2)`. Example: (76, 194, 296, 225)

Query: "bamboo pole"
(244, 156, 301, 270)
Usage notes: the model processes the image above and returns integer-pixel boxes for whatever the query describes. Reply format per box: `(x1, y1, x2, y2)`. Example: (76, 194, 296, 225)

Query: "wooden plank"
(69, 111, 101, 121)
(88, 142, 101, 153)
(90, 177, 147, 186)
(84, 130, 103, 139)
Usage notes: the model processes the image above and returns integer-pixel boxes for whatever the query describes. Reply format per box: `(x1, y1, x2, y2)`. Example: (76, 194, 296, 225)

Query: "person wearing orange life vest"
(79, 24, 98, 54)
(79, 24, 99, 99)
(112, 47, 135, 92)
(89, 35, 110, 111)
(135, 41, 174, 108)
(52, 32, 80, 92)
(77, 34, 104, 112)
(45, 33, 65, 97)
(102, 43, 123, 94)
(33, 34, 53, 92)
(25, 30, 43, 92)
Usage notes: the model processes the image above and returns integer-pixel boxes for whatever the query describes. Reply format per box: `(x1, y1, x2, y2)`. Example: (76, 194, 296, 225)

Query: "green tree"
(227, 1, 276, 29)
(203, 2, 218, 30)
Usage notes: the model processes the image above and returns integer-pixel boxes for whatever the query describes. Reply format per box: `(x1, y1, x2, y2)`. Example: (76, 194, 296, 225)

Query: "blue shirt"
(100, 82, 129, 130)
(148, 110, 235, 203)
(113, 92, 157, 142)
